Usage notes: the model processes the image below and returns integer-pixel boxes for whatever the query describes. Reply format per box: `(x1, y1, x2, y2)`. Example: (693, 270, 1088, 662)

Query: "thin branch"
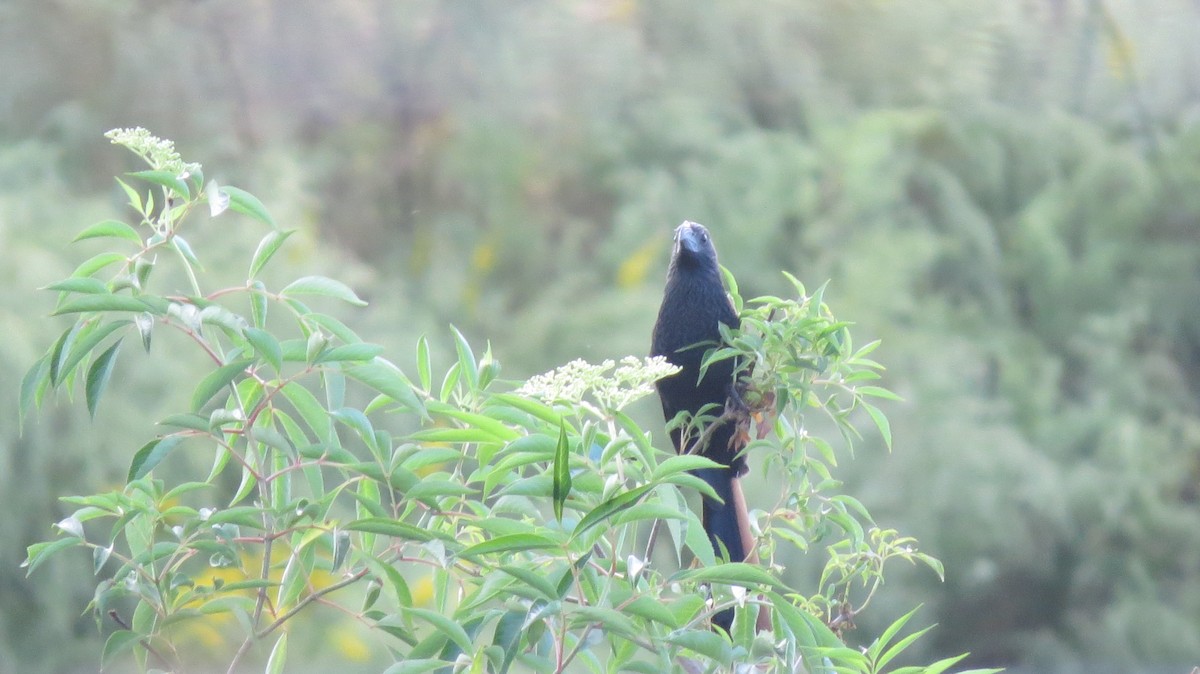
(108, 610, 176, 672)
(255, 568, 370, 639)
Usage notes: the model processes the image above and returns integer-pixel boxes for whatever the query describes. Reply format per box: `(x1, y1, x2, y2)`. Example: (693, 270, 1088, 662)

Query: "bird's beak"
(676, 221, 704, 254)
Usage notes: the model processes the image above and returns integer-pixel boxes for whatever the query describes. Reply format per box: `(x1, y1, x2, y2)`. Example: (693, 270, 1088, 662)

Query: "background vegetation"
(2, 1, 1199, 672)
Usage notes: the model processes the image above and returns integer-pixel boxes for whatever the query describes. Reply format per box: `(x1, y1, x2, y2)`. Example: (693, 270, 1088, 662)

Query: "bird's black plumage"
(651, 221, 746, 631)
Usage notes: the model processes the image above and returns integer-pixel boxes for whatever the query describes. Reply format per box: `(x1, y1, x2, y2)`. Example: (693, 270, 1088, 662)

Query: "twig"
(108, 610, 175, 672)
(255, 568, 370, 639)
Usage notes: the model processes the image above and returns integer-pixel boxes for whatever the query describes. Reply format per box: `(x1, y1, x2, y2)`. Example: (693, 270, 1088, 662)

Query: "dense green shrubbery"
(22, 131, 999, 674)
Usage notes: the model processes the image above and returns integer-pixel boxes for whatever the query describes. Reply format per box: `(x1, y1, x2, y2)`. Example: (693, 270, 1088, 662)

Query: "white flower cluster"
(517, 356, 680, 411)
(105, 127, 201, 177)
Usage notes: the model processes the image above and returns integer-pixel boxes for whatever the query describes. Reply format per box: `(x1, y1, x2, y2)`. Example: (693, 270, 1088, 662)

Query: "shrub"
(22, 130, 996, 674)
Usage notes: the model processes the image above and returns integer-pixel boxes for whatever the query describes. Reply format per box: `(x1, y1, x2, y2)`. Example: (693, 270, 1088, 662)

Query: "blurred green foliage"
(3, 0, 1200, 672)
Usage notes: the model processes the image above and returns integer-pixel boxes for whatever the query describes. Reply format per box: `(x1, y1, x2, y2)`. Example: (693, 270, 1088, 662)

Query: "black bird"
(651, 221, 749, 631)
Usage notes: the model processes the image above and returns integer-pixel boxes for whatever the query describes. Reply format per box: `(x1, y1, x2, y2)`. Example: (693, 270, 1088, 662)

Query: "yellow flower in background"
(330, 624, 372, 663)
(616, 238, 660, 289)
(410, 572, 436, 608)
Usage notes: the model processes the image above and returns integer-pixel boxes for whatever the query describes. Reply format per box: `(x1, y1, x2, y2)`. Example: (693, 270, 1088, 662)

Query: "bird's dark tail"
(695, 466, 746, 633)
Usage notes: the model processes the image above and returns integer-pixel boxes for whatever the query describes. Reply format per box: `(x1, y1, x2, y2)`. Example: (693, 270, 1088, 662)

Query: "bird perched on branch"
(651, 221, 753, 633)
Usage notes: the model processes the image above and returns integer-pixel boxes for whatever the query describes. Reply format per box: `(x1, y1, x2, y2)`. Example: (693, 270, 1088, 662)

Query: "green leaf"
(57, 320, 130, 386)
(222, 185, 276, 227)
(18, 356, 48, 429)
(265, 632, 288, 674)
(651, 454, 723, 481)
(381, 659, 451, 674)
(571, 605, 641, 639)
(158, 413, 209, 432)
(498, 566, 559, 600)
(673, 563, 782, 590)
(115, 177, 142, 213)
(492, 609, 525, 674)
(52, 294, 154, 315)
(346, 361, 427, 419)
(22, 538, 83, 575)
(172, 235, 201, 267)
(101, 630, 141, 670)
(889, 654, 974, 674)
(128, 169, 190, 199)
(768, 593, 844, 651)
(868, 606, 920, 660)
(128, 435, 186, 481)
(281, 275, 367, 307)
(71, 252, 127, 279)
(248, 229, 294, 279)
(857, 385, 902, 402)
(862, 402, 893, 451)
(345, 518, 436, 542)
(190, 358, 253, 411)
(459, 533, 560, 559)
(664, 630, 731, 665)
(407, 607, 474, 654)
(572, 484, 651, 540)
(552, 423, 571, 522)
(73, 219, 142, 244)
(624, 596, 680, 628)
(450, 325, 478, 392)
(406, 479, 475, 501)
(47, 323, 79, 385)
(416, 335, 431, 391)
(316, 342, 385, 363)
(489, 393, 564, 428)
(280, 381, 333, 442)
(425, 404, 521, 441)
(45, 277, 109, 294)
(250, 280, 268, 327)
(85, 339, 122, 418)
(244, 327, 282, 373)
(876, 624, 934, 672)
(378, 560, 413, 607)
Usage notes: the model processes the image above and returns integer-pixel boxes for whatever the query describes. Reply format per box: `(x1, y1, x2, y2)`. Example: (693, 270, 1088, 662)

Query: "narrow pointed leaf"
(85, 339, 122, 418)
(71, 252, 127, 280)
(552, 423, 571, 522)
(248, 229, 293, 279)
(572, 484, 652, 539)
(73, 219, 141, 244)
(115, 177, 143, 213)
(128, 435, 186, 481)
(674, 563, 782, 589)
(244, 327, 282, 373)
(265, 633, 288, 674)
(222, 185, 276, 227)
(128, 169, 189, 199)
(53, 295, 154, 315)
(346, 362, 427, 419)
(46, 277, 109, 294)
(416, 335, 431, 391)
(863, 402, 892, 451)
(190, 358, 253, 411)
(281, 275, 367, 306)
(344, 518, 436, 542)
(100, 630, 141, 670)
(450, 325, 477, 391)
(19, 356, 49, 428)
(460, 533, 559, 559)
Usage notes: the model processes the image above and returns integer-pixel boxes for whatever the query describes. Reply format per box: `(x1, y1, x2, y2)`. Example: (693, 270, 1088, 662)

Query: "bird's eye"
(700, 232, 708, 243)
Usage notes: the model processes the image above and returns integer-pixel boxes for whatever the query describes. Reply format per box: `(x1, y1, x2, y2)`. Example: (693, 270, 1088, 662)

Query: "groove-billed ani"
(651, 221, 748, 632)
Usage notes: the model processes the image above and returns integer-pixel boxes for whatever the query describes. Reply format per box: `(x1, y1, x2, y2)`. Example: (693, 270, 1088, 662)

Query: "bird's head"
(671, 221, 719, 270)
